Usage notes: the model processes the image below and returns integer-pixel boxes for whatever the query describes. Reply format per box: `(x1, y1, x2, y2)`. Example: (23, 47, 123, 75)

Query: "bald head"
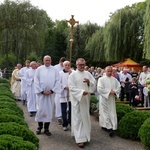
(30, 61, 37, 69)
(105, 66, 113, 77)
(63, 61, 70, 71)
(43, 55, 51, 67)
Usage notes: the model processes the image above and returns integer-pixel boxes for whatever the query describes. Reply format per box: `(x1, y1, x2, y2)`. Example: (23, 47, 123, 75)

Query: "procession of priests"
(10, 55, 121, 149)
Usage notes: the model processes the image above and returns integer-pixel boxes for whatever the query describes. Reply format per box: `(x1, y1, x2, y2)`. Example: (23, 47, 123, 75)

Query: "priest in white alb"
(68, 58, 96, 148)
(97, 66, 121, 137)
(34, 55, 61, 136)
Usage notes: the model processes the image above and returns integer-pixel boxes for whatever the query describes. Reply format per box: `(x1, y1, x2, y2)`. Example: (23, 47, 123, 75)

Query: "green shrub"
(139, 118, 150, 148)
(0, 102, 23, 116)
(0, 122, 39, 147)
(0, 78, 10, 84)
(0, 101, 18, 106)
(0, 95, 15, 103)
(0, 90, 14, 99)
(0, 86, 11, 92)
(0, 83, 10, 89)
(90, 95, 98, 104)
(0, 108, 23, 118)
(0, 134, 38, 150)
(0, 114, 27, 127)
(118, 110, 150, 140)
(116, 103, 134, 123)
(90, 95, 99, 115)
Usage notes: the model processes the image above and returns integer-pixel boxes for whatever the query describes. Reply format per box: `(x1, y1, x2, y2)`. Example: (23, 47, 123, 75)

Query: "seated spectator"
(129, 77, 138, 106)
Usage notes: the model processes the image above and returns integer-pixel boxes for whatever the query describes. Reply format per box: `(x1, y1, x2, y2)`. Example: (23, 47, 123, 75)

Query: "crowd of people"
(89, 65, 150, 107)
(8, 55, 150, 148)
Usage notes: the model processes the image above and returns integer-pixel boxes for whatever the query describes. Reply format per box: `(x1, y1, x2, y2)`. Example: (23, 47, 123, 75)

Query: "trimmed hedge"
(0, 108, 23, 118)
(118, 110, 150, 140)
(0, 96, 15, 103)
(0, 102, 23, 116)
(0, 78, 10, 84)
(0, 114, 27, 126)
(0, 90, 14, 99)
(0, 87, 11, 93)
(139, 118, 150, 148)
(0, 122, 39, 147)
(0, 134, 38, 150)
(0, 83, 10, 89)
(116, 103, 134, 123)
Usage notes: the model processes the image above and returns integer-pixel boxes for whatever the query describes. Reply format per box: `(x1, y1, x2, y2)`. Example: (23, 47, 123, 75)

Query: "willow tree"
(85, 2, 145, 65)
(0, 0, 49, 65)
(104, 2, 145, 62)
(143, 0, 150, 60)
(85, 27, 105, 63)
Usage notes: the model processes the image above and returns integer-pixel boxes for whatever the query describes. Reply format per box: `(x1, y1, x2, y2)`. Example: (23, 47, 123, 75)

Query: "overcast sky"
(0, 0, 145, 25)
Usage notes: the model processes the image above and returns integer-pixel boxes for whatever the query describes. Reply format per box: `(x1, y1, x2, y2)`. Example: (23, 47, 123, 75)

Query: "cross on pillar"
(67, 15, 79, 65)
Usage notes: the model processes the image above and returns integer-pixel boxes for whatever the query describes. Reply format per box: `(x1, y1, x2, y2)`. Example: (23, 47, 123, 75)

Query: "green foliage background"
(0, 0, 150, 69)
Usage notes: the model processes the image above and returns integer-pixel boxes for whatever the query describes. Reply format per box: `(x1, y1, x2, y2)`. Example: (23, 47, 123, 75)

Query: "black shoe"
(30, 114, 33, 117)
(36, 129, 41, 135)
(44, 130, 52, 136)
(57, 118, 62, 125)
(77, 143, 84, 148)
(23, 100, 26, 105)
(108, 129, 114, 137)
(101, 127, 108, 131)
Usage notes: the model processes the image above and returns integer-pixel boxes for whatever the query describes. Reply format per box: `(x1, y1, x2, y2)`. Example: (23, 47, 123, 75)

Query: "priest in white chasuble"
(34, 55, 61, 136)
(97, 66, 121, 137)
(68, 58, 96, 148)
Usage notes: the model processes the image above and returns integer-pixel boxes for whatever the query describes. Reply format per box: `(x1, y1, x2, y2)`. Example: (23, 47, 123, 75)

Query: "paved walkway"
(17, 101, 145, 150)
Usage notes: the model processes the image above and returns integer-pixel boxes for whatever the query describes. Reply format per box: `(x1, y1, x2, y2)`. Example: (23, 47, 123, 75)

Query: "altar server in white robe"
(68, 58, 96, 148)
(18, 60, 30, 105)
(54, 57, 66, 124)
(59, 60, 72, 131)
(25, 61, 37, 117)
(97, 66, 121, 137)
(34, 55, 61, 136)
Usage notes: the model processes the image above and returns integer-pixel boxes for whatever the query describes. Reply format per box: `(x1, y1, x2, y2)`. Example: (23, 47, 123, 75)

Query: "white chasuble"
(68, 70, 96, 143)
(97, 76, 120, 130)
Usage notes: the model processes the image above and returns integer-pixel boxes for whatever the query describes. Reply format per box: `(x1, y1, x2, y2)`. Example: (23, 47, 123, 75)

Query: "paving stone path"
(17, 101, 145, 150)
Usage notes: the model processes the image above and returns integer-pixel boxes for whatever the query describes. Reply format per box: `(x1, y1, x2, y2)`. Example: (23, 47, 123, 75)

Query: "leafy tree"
(0, 0, 49, 66)
(143, 0, 150, 60)
(86, 2, 145, 65)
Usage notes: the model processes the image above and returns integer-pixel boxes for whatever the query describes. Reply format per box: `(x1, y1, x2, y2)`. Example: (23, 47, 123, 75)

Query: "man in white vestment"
(68, 58, 96, 148)
(18, 60, 30, 105)
(25, 61, 37, 117)
(11, 63, 22, 100)
(97, 66, 121, 137)
(54, 57, 66, 124)
(34, 55, 60, 136)
(59, 61, 72, 131)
